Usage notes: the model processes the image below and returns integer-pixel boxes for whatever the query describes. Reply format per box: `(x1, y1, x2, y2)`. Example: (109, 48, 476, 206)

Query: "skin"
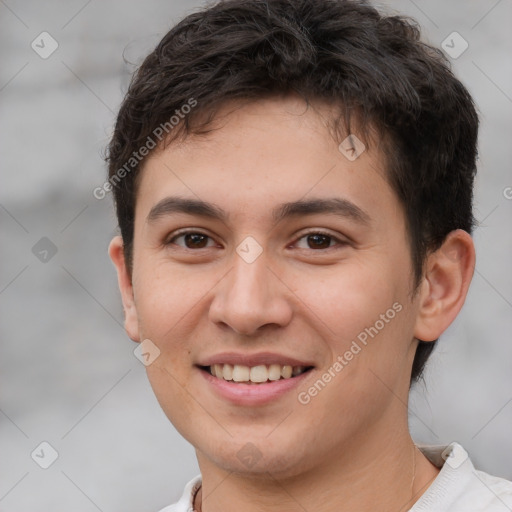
(109, 95, 475, 512)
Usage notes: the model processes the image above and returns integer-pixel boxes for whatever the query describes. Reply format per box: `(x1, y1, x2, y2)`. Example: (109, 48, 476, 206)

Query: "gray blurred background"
(0, 0, 511, 510)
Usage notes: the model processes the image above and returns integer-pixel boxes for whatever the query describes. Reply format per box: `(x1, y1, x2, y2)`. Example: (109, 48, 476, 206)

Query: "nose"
(208, 249, 293, 336)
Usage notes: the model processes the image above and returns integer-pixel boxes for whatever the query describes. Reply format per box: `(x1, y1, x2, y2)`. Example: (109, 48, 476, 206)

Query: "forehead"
(135, 96, 402, 229)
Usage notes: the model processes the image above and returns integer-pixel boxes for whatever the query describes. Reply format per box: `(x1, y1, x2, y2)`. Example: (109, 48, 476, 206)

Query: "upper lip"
(197, 352, 315, 368)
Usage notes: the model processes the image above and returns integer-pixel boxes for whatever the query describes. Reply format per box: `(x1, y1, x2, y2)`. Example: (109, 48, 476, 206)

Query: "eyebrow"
(273, 197, 371, 225)
(146, 196, 371, 226)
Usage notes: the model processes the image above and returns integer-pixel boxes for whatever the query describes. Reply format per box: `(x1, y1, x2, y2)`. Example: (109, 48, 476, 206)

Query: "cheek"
(288, 259, 414, 400)
(285, 259, 405, 344)
(133, 262, 212, 351)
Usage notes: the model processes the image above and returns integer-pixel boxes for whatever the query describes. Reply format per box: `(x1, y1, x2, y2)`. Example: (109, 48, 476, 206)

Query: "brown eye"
(167, 231, 216, 249)
(184, 233, 209, 248)
(293, 231, 347, 251)
(306, 233, 332, 249)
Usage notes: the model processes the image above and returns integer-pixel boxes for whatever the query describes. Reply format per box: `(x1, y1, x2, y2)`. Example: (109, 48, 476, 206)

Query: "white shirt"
(157, 442, 512, 512)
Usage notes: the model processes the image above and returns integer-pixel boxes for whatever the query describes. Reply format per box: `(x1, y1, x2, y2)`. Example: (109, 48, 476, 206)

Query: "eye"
(166, 230, 217, 249)
(293, 231, 346, 250)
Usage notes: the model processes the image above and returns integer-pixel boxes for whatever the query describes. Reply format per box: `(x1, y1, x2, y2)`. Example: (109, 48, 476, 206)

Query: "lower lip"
(198, 367, 312, 406)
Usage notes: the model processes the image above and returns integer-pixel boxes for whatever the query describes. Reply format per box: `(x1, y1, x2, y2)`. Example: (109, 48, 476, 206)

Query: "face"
(112, 96, 426, 479)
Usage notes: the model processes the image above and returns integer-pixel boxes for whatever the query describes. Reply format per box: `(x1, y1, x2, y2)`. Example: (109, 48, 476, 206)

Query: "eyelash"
(165, 229, 347, 251)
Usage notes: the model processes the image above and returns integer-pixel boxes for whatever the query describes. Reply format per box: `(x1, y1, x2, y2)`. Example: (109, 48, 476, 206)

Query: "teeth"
(214, 364, 223, 378)
(232, 365, 250, 382)
(292, 365, 306, 376)
(250, 365, 268, 382)
(222, 363, 233, 380)
(281, 365, 292, 379)
(268, 364, 282, 381)
(209, 363, 309, 383)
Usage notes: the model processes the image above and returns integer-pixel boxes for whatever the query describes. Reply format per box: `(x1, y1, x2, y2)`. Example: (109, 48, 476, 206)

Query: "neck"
(194, 425, 440, 512)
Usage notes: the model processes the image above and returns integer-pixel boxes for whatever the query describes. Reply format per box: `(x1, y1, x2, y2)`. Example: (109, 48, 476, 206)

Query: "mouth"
(199, 363, 314, 384)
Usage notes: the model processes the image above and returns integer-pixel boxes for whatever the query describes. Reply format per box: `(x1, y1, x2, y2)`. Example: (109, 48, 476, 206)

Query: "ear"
(414, 229, 476, 342)
(108, 236, 140, 342)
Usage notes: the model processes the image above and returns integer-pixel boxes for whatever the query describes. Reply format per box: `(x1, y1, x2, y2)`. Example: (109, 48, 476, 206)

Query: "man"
(106, 0, 512, 510)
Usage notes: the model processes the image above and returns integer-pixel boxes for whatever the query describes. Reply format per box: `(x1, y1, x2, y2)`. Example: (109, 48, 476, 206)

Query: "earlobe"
(108, 236, 141, 342)
(414, 229, 475, 342)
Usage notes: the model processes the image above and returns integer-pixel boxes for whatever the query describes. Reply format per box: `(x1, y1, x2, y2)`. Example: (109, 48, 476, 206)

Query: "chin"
(200, 436, 316, 480)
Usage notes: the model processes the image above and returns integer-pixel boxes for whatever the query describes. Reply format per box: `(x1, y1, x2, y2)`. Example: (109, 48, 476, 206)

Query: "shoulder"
(412, 442, 512, 512)
(156, 475, 202, 512)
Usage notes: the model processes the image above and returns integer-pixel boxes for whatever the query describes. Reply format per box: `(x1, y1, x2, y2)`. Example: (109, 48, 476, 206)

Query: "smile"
(204, 363, 312, 384)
